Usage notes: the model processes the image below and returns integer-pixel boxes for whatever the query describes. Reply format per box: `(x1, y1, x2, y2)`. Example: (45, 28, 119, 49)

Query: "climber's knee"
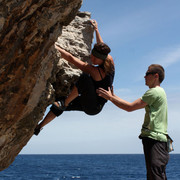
(50, 104, 63, 117)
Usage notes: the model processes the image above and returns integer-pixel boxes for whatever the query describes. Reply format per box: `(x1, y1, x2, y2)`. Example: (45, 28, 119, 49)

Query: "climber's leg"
(36, 110, 56, 129)
(64, 85, 78, 107)
(34, 102, 63, 135)
(34, 86, 79, 135)
(34, 73, 100, 136)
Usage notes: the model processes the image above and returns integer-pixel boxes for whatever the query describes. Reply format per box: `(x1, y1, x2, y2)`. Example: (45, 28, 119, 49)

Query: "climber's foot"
(34, 126, 42, 136)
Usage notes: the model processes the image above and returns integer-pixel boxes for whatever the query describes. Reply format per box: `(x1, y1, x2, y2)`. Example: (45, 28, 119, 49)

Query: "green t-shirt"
(140, 86, 168, 142)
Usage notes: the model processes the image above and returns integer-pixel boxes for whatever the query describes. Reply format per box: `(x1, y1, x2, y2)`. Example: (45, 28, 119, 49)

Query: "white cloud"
(136, 45, 180, 80)
(148, 46, 180, 68)
(114, 88, 132, 94)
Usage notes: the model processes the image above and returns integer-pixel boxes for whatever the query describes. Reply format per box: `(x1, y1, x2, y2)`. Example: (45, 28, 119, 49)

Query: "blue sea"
(0, 154, 179, 180)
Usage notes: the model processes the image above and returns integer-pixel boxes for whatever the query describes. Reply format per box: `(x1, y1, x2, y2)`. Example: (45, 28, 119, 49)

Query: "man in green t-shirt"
(97, 64, 169, 180)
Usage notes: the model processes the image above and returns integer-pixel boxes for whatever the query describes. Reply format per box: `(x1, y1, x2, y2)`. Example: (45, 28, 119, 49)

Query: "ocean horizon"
(1, 154, 179, 179)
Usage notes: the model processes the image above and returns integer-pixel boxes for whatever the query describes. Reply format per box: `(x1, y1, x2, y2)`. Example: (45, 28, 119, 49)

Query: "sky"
(21, 0, 180, 154)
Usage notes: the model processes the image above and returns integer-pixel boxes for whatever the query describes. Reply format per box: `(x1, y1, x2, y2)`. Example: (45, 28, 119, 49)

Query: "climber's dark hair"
(93, 43, 114, 74)
(93, 42, 111, 55)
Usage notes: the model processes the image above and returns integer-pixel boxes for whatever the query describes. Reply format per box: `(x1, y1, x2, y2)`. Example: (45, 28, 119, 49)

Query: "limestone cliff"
(0, 0, 94, 171)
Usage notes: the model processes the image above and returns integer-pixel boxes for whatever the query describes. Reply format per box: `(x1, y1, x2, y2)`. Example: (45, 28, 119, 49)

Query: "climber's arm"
(90, 20, 103, 43)
(55, 44, 93, 74)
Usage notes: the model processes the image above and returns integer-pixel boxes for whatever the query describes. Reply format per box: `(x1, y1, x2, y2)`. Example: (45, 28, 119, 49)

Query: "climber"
(34, 20, 115, 135)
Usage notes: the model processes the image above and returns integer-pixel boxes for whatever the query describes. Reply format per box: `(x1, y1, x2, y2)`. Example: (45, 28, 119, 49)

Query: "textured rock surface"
(0, 0, 94, 171)
(55, 11, 93, 98)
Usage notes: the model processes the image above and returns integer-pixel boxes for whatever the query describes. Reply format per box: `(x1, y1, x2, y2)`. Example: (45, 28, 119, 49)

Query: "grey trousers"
(142, 137, 169, 180)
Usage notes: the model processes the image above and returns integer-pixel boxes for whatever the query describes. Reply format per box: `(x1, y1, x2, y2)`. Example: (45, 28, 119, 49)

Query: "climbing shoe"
(34, 127, 42, 136)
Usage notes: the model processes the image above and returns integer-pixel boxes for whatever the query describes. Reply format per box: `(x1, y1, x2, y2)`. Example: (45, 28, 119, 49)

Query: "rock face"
(55, 11, 94, 98)
(0, 0, 94, 171)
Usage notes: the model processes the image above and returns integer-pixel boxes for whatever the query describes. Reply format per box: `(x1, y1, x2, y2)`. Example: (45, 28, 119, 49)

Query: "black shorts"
(66, 73, 105, 115)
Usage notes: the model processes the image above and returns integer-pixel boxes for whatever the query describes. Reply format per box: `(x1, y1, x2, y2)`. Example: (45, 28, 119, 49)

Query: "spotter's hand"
(97, 87, 114, 101)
